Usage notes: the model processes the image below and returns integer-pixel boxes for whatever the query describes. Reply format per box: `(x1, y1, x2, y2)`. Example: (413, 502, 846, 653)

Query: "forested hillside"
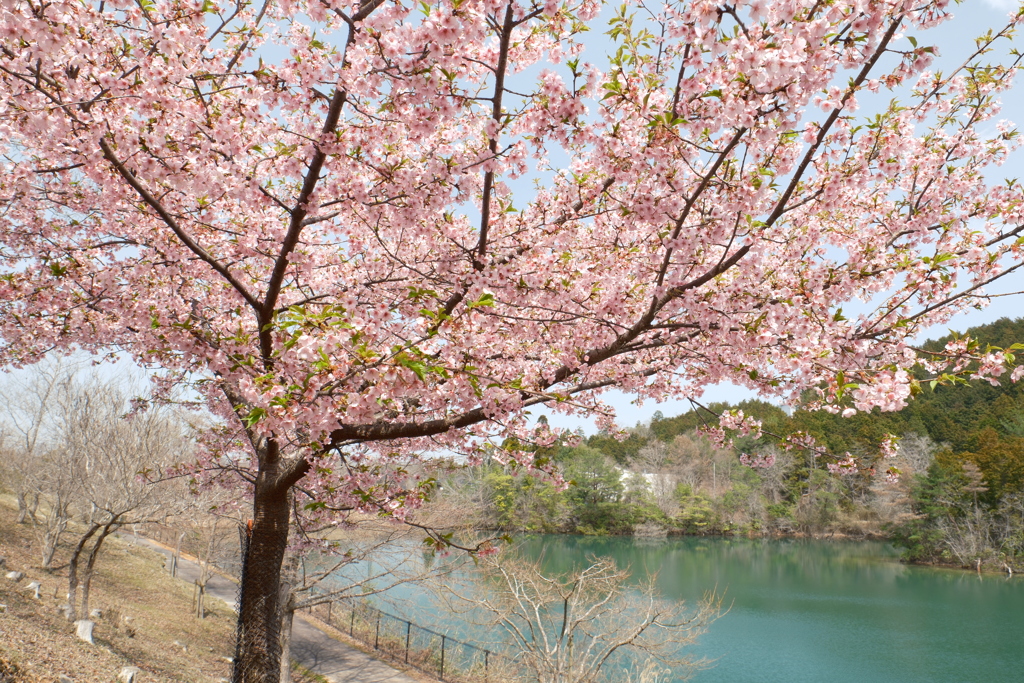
(433, 318, 1024, 571)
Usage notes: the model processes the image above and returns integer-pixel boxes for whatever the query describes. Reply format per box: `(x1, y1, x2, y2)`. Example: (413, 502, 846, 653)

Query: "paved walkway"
(128, 536, 421, 683)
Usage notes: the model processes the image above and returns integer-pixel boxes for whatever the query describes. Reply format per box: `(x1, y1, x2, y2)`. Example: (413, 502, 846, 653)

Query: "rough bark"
(41, 514, 68, 570)
(15, 494, 25, 524)
(67, 523, 100, 621)
(27, 493, 39, 524)
(67, 520, 117, 620)
(80, 527, 113, 620)
(195, 580, 207, 619)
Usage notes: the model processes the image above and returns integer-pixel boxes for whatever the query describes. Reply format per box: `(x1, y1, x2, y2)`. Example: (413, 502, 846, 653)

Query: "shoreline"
(475, 524, 1024, 577)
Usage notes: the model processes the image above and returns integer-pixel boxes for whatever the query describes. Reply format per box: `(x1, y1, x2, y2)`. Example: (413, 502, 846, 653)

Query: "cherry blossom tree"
(3, 0, 1024, 679)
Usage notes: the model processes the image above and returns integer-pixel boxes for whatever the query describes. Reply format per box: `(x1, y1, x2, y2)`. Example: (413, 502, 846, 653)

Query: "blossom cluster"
(827, 455, 859, 476)
(879, 435, 900, 460)
(739, 453, 776, 469)
(0, 0, 1022, 521)
(719, 409, 763, 439)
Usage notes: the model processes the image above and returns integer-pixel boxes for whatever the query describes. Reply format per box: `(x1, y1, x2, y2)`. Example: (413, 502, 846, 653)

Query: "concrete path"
(127, 536, 421, 683)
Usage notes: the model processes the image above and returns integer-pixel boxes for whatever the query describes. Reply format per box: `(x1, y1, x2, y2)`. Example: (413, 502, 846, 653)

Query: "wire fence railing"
(153, 522, 520, 682)
(231, 525, 249, 683)
(304, 595, 522, 682)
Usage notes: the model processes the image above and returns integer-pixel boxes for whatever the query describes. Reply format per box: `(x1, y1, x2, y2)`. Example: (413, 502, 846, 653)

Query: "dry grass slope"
(0, 496, 236, 682)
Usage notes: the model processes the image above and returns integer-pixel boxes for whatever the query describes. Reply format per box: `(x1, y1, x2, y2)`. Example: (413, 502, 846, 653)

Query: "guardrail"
(305, 596, 520, 682)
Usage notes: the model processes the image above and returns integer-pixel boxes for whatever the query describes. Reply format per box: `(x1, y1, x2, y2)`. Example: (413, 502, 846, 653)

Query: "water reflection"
(341, 535, 1024, 682)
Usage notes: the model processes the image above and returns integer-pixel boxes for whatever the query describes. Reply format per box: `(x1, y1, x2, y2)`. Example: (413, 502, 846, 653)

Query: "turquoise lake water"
(355, 535, 1024, 682)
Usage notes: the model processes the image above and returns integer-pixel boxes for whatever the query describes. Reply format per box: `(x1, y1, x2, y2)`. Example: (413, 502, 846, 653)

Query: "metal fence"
(184, 523, 519, 682)
(231, 525, 249, 683)
(231, 524, 286, 683)
(305, 596, 520, 682)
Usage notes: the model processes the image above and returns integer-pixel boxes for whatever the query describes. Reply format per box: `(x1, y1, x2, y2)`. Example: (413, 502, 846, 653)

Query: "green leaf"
(243, 407, 267, 428)
(467, 292, 496, 309)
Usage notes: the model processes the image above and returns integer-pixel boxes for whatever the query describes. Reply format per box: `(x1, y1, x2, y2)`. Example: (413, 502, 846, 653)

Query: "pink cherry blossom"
(880, 434, 900, 459)
(828, 455, 859, 476)
(739, 453, 776, 469)
(2, 1, 1024, 678)
(720, 409, 764, 439)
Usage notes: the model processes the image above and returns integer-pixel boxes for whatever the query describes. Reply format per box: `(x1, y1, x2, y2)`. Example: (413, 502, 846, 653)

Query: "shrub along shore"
(429, 318, 1024, 574)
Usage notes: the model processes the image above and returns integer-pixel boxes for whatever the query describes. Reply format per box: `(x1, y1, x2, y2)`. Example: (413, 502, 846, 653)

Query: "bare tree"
(277, 521, 453, 683)
(898, 433, 939, 476)
(191, 514, 228, 620)
(994, 493, 1024, 572)
(751, 446, 793, 505)
(169, 486, 246, 620)
(435, 553, 719, 683)
(59, 379, 187, 621)
(0, 357, 78, 538)
(633, 441, 678, 517)
(428, 458, 509, 530)
(667, 434, 734, 496)
(868, 433, 937, 527)
(33, 444, 83, 570)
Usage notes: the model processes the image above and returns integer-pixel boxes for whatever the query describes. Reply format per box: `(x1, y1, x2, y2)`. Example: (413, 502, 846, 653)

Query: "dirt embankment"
(0, 498, 237, 683)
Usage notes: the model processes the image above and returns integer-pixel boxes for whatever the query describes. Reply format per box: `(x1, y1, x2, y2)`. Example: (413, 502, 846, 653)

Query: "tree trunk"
(196, 580, 206, 619)
(194, 529, 217, 620)
(75, 618, 95, 644)
(81, 570, 93, 620)
(42, 532, 57, 569)
(234, 474, 291, 683)
(16, 492, 28, 524)
(27, 493, 40, 524)
(80, 524, 116, 620)
(42, 513, 69, 570)
(67, 523, 100, 621)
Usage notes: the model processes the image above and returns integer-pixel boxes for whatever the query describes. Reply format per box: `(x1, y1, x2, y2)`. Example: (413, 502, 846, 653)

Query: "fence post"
(405, 621, 411, 663)
(440, 634, 446, 682)
(330, 602, 494, 683)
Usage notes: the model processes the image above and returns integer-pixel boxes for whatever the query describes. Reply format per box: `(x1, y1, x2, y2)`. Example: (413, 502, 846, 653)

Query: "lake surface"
(366, 535, 1024, 682)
